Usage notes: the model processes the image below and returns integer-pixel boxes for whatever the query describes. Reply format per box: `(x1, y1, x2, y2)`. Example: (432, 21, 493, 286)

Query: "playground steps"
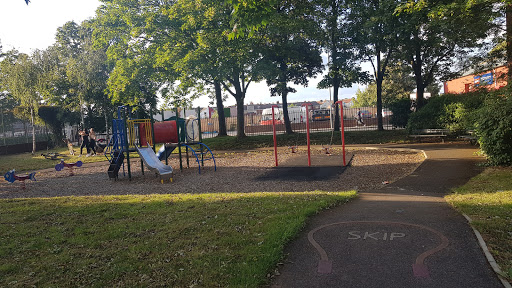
(107, 151, 125, 179)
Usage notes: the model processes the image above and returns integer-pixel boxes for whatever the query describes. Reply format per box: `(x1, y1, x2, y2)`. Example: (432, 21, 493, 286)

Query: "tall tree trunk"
(279, 62, 293, 135)
(375, 51, 384, 131)
(80, 96, 85, 127)
(235, 96, 245, 139)
(214, 81, 227, 136)
(231, 75, 246, 139)
(1, 105, 5, 146)
(30, 107, 36, 155)
(332, 73, 340, 131)
(330, 0, 340, 132)
(282, 91, 293, 134)
(104, 110, 109, 139)
(412, 58, 426, 112)
(412, 45, 425, 110)
(507, 4, 512, 83)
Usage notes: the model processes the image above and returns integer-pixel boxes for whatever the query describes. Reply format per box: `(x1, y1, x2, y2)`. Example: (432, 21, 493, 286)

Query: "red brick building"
(443, 65, 508, 94)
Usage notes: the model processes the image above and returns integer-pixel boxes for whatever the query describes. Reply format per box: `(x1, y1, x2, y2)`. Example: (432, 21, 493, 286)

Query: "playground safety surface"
(256, 153, 354, 181)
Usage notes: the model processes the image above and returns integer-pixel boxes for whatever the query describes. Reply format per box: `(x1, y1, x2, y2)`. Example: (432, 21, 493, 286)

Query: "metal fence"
(0, 123, 49, 146)
(200, 107, 392, 139)
(0, 107, 392, 148)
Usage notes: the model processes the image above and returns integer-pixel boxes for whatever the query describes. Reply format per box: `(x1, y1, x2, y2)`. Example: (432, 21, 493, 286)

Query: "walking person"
(357, 109, 365, 126)
(88, 128, 97, 156)
(79, 128, 90, 157)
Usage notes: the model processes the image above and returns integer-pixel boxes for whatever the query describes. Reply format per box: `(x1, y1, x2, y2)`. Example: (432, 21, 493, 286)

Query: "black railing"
(200, 107, 393, 138)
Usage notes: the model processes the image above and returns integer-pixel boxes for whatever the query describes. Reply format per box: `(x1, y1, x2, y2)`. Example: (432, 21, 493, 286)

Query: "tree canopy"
(1, 0, 506, 144)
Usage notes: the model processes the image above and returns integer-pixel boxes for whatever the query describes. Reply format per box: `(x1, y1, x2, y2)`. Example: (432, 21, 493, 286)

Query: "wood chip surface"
(0, 148, 425, 199)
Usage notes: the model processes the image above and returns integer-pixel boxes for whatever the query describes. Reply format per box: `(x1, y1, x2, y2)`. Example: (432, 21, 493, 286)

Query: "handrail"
(182, 143, 216, 174)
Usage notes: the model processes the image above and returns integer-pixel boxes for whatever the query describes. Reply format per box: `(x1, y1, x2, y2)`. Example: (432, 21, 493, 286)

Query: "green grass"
(446, 167, 512, 281)
(203, 129, 409, 150)
(0, 191, 356, 287)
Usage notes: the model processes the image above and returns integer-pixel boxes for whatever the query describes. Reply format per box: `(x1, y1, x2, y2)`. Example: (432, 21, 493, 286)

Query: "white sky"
(0, 0, 361, 108)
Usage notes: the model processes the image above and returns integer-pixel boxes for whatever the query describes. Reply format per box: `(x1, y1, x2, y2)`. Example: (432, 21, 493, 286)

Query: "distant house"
(229, 101, 318, 116)
(340, 98, 354, 108)
(443, 65, 508, 94)
(154, 109, 198, 121)
(318, 100, 333, 109)
(200, 107, 216, 118)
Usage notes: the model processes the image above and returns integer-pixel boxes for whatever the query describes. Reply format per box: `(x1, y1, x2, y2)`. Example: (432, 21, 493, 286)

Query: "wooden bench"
(409, 129, 450, 143)
(458, 130, 478, 145)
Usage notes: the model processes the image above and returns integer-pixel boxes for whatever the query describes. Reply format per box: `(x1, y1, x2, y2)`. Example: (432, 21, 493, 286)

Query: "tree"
(354, 62, 415, 107)
(396, 1, 497, 109)
(133, 0, 266, 138)
(56, 20, 114, 132)
(94, 0, 232, 134)
(316, 0, 369, 131)
(1, 52, 41, 154)
(260, 1, 323, 134)
(347, 0, 402, 131)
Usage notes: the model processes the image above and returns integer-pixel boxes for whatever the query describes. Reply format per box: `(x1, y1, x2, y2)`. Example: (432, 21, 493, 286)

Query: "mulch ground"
(0, 147, 425, 199)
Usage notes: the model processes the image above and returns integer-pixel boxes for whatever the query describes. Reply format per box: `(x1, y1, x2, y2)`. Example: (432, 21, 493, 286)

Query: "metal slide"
(135, 145, 174, 183)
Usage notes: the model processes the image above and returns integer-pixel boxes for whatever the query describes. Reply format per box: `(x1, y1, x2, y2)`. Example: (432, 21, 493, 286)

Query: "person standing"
(79, 128, 90, 157)
(88, 128, 97, 156)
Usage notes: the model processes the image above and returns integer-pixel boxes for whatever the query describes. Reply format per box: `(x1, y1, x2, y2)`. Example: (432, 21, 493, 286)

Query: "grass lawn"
(0, 191, 356, 287)
(446, 167, 512, 281)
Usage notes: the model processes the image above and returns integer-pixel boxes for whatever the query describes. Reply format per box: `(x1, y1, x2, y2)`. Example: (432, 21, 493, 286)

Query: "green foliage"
(475, 94, 512, 166)
(38, 106, 66, 146)
(395, 0, 497, 109)
(388, 98, 412, 128)
(354, 85, 376, 107)
(406, 92, 486, 133)
(407, 89, 512, 166)
(354, 63, 415, 111)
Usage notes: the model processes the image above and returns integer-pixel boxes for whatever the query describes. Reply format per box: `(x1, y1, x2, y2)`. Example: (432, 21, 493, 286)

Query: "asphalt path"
(271, 143, 505, 288)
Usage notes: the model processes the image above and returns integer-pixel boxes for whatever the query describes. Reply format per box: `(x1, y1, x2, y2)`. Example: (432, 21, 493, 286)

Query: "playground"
(1, 104, 425, 198)
(0, 146, 425, 199)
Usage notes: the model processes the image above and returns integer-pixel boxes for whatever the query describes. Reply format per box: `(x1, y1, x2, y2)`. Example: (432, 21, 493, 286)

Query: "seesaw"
(41, 152, 64, 160)
(4, 169, 36, 189)
(55, 160, 83, 176)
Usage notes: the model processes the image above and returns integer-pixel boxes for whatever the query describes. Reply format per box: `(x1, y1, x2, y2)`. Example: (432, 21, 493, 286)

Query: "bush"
(406, 91, 486, 133)
(388, 98, 412, 128)
(475, 94, 512, 166)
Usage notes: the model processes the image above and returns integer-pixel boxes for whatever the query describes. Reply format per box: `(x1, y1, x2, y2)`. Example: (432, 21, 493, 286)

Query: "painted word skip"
(348, 231, 406, 241)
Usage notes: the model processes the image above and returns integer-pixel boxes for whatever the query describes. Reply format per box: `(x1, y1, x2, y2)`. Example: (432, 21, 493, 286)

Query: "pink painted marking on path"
(308, 221, 448, 278)
(318, 260, 332, 274)
(412, 263, 430, 278)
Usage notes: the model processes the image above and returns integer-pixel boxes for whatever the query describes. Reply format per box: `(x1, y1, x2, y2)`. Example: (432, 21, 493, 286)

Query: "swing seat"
(322, 145, 332, 155)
